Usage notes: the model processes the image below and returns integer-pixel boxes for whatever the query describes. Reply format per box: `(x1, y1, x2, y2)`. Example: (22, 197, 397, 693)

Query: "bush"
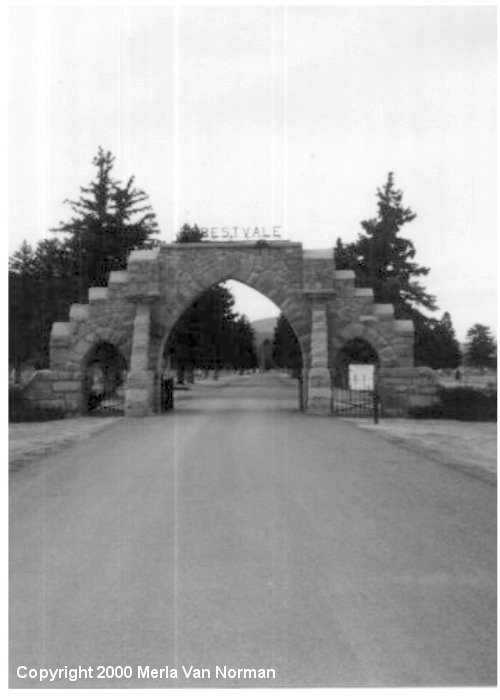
(9, 386, 65, 423)
(407, 404, 444, 420)
(409, 386, 497, 421)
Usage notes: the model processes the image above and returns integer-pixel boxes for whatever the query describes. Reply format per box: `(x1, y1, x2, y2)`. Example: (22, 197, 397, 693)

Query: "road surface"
(9, 373, 496, 688)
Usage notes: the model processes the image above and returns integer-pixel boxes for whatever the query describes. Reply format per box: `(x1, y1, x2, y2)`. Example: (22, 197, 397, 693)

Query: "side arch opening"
(332, 337, 379, 417)
(83, 341, 128, 416)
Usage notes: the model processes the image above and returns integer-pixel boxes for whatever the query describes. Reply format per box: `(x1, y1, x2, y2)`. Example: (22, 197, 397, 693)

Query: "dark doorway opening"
(84, 342, 127, 416)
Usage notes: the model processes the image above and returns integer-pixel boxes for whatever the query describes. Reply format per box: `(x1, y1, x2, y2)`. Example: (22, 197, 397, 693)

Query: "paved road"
(10, 374, 496, 688)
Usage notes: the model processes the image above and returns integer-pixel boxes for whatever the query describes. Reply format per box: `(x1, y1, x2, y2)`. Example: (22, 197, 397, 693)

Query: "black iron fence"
(87, 384, 125, 416)
(86, 368, 126, 416)
(331, 382, 380, 423)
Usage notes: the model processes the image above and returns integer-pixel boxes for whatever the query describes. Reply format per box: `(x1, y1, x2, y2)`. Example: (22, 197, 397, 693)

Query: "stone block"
(125, 388, 151, 403)
(308, 367, 331, 389)
(25, 381, 53, 400)
(52, 381, 81, 392)
(333, 270, 355, 281)
(373, 304, 394, 319)
(51, 321, 73, 337)
(73, 338, 92, 358)
(128, 248, 160, 263)
(303, 248, 334, 259)
(396, 357, 414, 368)
(394, 319, 415, 333)
(379, 346, 396, 361)
(350, 322, 365, 338)
(65, 395, 83, 413)
(69, 304, 89, 322)
(26, 369, 54, 382)
(54, 370, 81, 380)
(354, 287, 374, 298)
(126, 368, 154, 390)
(36, 398, 66, 411)
(130, 355, 149, 371)
(89, 287, 108, 302)
(50, 323, 72, 348)
(108, 270, 128, 285)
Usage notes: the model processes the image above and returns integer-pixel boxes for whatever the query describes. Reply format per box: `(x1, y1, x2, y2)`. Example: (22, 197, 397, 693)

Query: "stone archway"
(83, 341, 128, 414)
(155, 277, 307, 379)
(333, 337, 379, 390)
(156, 277, 307, 409)
(22, 240, 437, 417)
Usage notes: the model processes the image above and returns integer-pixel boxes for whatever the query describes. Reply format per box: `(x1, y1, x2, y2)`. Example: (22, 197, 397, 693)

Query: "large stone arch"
(152, 276, 309, 379)
(22, 240, 436, 417)
(149, 242, 311, 377)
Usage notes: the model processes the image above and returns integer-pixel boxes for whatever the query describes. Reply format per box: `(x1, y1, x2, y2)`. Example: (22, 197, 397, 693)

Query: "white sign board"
(348, 364, 374, 391)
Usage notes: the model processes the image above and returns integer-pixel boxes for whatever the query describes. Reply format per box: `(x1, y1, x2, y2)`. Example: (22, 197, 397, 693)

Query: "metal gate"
(331, 378, 380, 422)
(86, 362, 126, 416)
(331, 361, 380, 422)
(160, 377, 174, 413)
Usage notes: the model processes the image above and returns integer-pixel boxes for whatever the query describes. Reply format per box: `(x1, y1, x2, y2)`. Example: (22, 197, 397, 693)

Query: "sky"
(8, 4, 497, 341)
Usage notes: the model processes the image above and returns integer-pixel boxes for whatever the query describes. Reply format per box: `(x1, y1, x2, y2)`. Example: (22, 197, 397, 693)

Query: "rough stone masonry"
(23, 241, 438, 417)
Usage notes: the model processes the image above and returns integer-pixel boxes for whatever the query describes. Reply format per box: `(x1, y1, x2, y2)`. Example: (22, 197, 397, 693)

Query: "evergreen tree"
(9, 242, 41, 380)
(334, 172, 436, 318)
(272, 314, 302, 373)
(9, 148, 159, 372)
(230, 316, 258, 371)
(436, 312, 462, 368)
(465, 324, 496, 371)
(415, 312, 462, 369)
(54, 147, 159, 297)
(333, 173, 449, 367)
(9, 238, 78, 376)
(167, 284, 238, 377)
(176, 223, 204, 243)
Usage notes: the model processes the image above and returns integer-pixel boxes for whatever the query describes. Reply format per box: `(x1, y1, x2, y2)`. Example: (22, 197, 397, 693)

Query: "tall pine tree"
(332, 173, 467, 367)
(54, 147, 159, 298)
(272, 313, 302, 374)
(335, 172, 436, 318)
(9, 148, 160, 372)
(465, 324, 496, 371)
(415, 312, 462, 369)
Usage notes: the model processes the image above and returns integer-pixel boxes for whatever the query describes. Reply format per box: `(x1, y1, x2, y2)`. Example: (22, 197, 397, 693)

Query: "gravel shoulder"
(348, 418, 497, 484)
(9, 417, 122, 471)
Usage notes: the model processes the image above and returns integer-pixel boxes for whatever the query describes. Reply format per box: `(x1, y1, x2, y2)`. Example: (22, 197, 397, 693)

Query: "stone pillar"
(306, 301, 332, 414)
(125, 302, 154, 417)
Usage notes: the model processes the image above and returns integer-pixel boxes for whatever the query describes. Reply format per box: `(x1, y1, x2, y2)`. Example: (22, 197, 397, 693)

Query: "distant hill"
(252, 317, 278, 334)
(251, 316, 278, 344)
